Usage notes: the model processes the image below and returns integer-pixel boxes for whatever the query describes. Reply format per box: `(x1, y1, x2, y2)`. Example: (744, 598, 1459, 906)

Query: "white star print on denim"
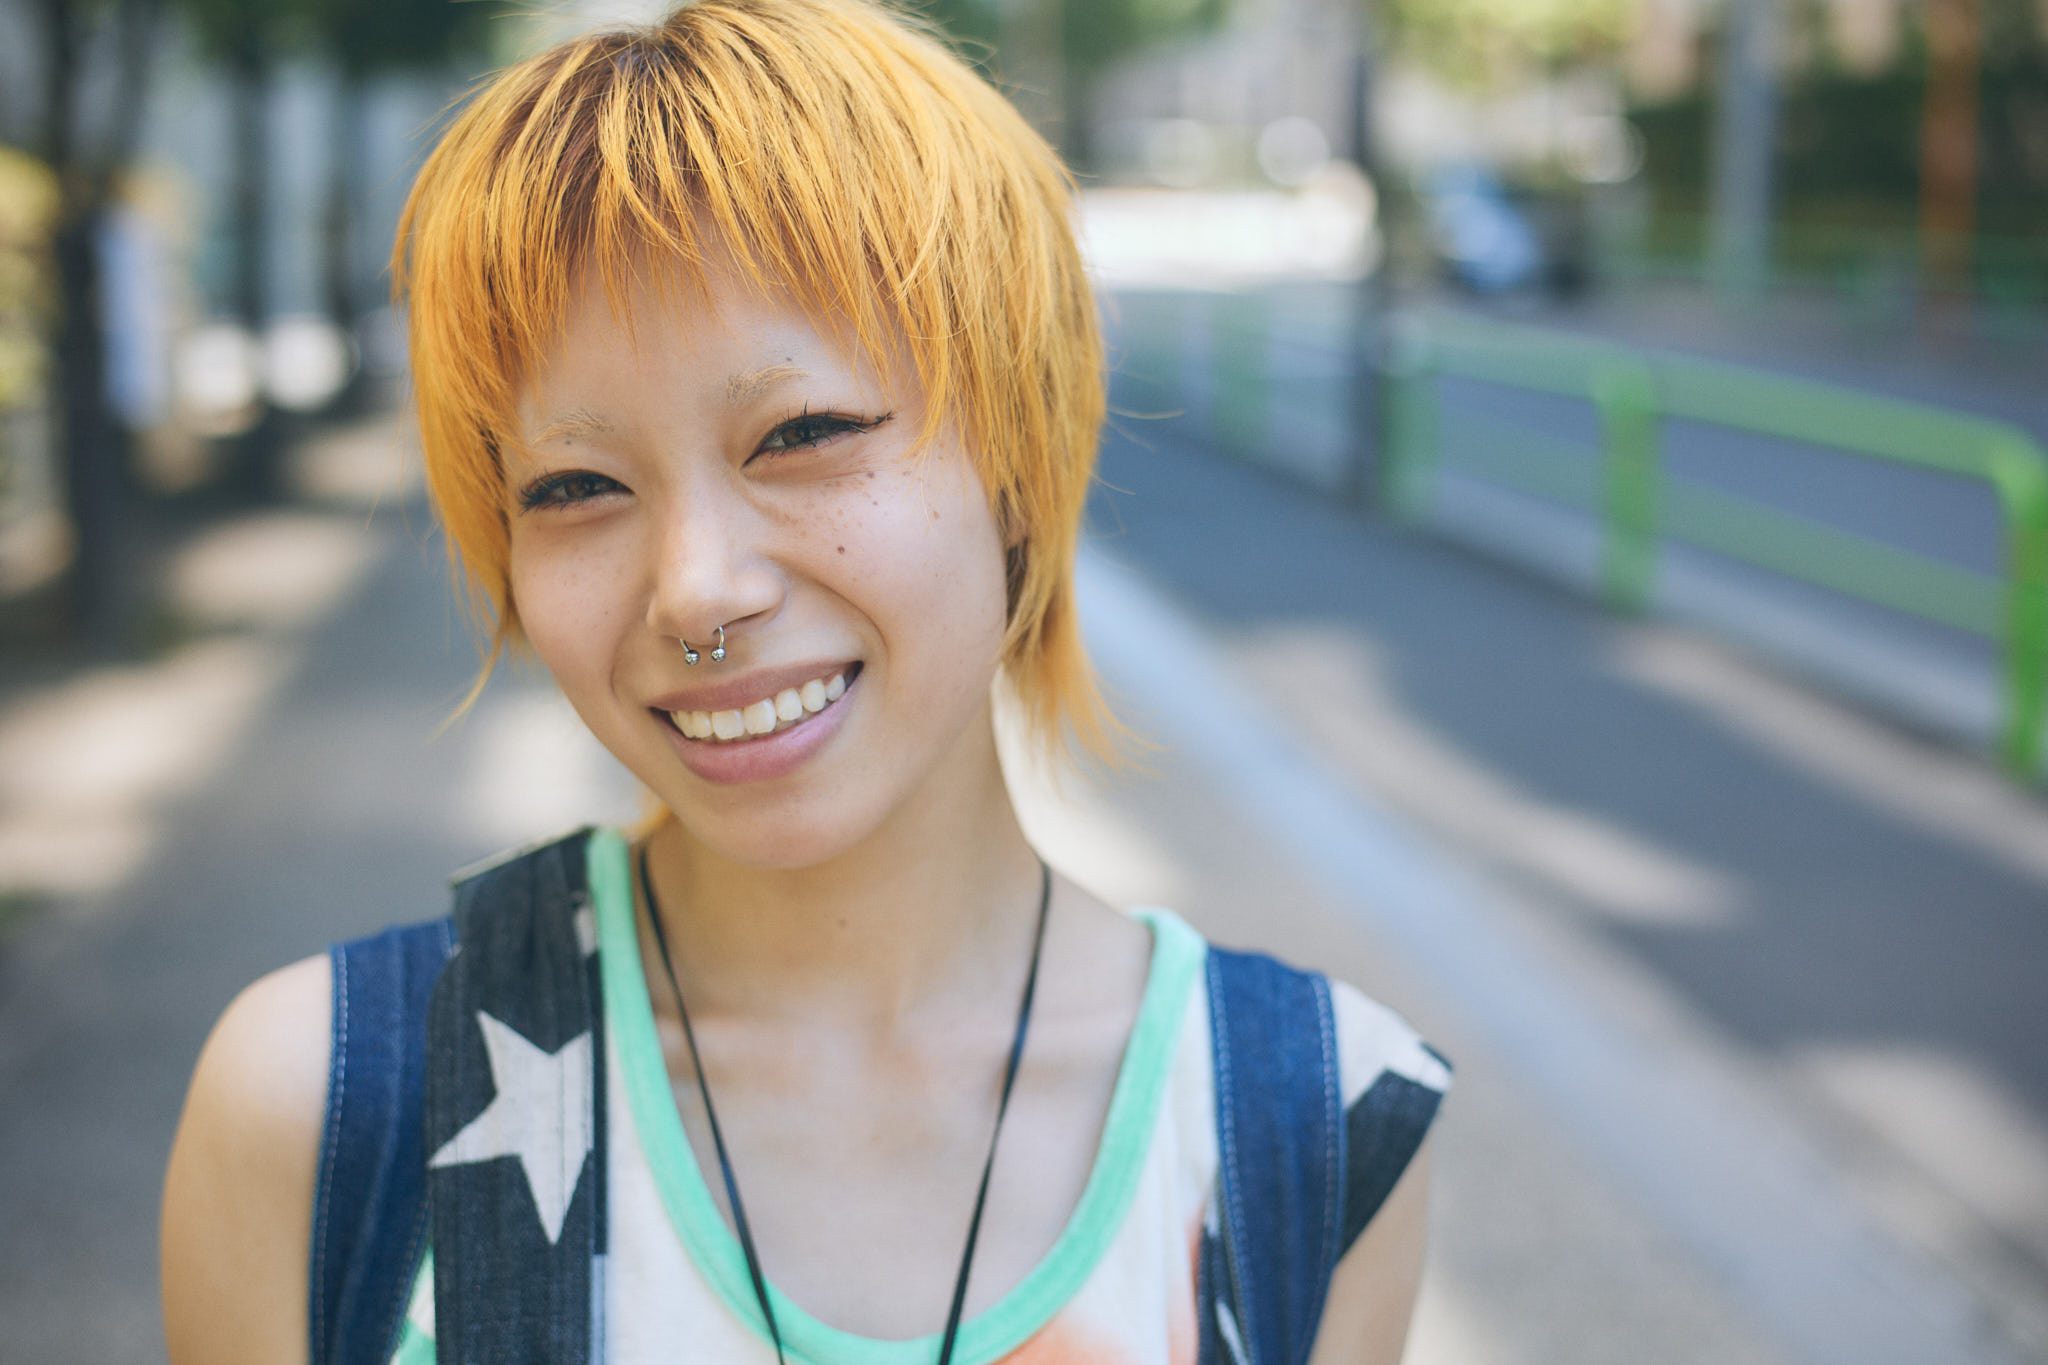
(428, 1010, 594, 1244)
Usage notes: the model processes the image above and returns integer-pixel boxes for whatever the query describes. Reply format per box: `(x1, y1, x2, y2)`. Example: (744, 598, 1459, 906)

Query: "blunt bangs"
(393, 0, 1113, 761)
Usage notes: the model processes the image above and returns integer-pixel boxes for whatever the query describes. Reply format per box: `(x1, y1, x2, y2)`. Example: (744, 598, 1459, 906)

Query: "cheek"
(507, 536, 634, 686)
(856, 462, 1010, 670)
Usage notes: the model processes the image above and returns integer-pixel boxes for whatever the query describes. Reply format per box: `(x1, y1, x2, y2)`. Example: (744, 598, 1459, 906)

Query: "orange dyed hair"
(392, 0, 1114, 760)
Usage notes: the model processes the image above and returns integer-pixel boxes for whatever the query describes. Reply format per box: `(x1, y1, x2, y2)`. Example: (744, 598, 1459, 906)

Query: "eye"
(754, 409, 892, 459)
(516, 470, 627, 511)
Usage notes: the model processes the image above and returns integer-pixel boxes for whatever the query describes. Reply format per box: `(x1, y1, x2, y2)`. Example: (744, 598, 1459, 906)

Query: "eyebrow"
(529, 408, 616, 445)
(726, 364, 808, 406)
(526, 365, 811, 442)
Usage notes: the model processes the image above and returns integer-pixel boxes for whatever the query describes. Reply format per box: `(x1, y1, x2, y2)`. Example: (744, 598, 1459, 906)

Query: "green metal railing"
(1611, 214, 2048, 332)
(1381, 313, 2048, 779)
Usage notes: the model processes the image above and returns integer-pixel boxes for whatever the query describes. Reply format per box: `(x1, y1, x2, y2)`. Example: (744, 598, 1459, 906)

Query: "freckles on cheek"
(510, 550, 630, 677)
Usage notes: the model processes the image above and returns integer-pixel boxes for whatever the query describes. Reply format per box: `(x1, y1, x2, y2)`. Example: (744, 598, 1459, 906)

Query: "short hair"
(393, 0, 1114, 761)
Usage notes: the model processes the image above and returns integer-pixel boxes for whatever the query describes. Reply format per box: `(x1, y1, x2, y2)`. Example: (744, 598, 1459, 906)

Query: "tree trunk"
(30, 0, 162, 645)
(51, 209, 123, 645)
(321, 69, 370, 413)
(1918, 0, 1981, 321)
(1708, 0, 1781, 303)
(36, 0, 114, 643)
(1346, 43, 1388, 513)
(227, 31, 282, 497)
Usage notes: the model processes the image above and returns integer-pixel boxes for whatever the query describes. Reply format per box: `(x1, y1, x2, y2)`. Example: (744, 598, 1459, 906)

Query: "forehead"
(513, 245, 909, 427)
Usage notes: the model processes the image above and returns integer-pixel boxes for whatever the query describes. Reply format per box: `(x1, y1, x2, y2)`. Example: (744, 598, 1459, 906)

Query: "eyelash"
(755, 408, 892, 457)
(517, 470, 623, 511)
(515, 408, 893, 511)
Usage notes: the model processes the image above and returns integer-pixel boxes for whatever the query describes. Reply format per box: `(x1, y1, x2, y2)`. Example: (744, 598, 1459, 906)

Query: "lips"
(655, 662, 862, 785)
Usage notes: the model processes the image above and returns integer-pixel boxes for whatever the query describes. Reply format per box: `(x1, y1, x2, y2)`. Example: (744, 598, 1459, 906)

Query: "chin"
(665, 788, 891, 872)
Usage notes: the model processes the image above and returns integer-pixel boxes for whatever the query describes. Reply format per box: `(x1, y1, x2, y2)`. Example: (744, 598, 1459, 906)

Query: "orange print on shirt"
(1170, 1211, 1202, 1365)
(999, 1317, 1127, 1364)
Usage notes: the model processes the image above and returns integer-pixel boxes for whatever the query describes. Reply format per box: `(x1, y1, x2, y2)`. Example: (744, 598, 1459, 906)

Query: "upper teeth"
(670, 671, 848, 742)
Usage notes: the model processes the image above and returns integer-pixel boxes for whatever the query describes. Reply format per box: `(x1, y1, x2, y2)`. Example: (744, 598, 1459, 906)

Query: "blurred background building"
(1, 2, 2045, 1364)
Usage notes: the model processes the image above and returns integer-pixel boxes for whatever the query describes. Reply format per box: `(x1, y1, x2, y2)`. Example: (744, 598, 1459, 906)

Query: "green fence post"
(1990, 436, 2048, 778)
(1592, 358, 1662, 613)
(1378, 324, 1439, 522)
(1214, 290, 1266, 460)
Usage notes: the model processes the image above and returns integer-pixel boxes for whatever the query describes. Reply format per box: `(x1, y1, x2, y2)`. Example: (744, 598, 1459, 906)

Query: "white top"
(386, 833, 1449, 1365)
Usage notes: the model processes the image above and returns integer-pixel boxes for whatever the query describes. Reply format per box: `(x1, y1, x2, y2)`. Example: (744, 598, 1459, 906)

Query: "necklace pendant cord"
(639, 847, 1054, 1365)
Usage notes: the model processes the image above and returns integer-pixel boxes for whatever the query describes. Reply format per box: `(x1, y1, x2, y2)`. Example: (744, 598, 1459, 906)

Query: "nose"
(643, 480, 783, 651)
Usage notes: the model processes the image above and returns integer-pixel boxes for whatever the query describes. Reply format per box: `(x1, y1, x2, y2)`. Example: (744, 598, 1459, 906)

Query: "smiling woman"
(157, 5, 1448, 1365)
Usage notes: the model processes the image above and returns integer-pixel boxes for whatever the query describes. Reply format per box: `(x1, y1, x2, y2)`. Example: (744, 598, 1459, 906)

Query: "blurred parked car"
(1424, 164, 1589, 299)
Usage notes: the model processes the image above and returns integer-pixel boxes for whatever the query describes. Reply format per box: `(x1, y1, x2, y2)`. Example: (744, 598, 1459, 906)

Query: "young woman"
(160, 3, 1449, 1363)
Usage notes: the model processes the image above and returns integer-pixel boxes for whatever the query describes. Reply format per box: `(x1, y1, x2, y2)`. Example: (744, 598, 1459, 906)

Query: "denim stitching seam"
(1209, 953, 1256, 1365)
(380, 918, 453, 1363)
(1309, 977, 1340, 1360)
(311, 944, 348, 1360)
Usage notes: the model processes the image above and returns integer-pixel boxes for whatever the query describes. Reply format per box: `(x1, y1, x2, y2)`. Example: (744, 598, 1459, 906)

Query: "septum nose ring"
(681, 624, 726, 666)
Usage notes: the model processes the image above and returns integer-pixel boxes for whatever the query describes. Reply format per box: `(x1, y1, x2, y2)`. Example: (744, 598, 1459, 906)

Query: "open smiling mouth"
(663, 663, 861, 743)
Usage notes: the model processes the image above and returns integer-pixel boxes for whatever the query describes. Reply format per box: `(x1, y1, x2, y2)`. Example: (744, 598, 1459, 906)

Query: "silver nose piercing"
(681, 624, 726, 666)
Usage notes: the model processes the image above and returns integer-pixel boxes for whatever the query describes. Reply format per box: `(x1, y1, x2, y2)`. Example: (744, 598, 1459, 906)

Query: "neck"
(640, 718, 1044, 1031)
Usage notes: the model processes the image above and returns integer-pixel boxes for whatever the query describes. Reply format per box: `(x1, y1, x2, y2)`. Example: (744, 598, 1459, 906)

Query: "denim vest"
(309, 835, 1366, 1365)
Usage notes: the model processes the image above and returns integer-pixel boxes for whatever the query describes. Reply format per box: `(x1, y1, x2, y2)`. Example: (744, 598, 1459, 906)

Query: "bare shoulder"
(1306, 1136, 1434, 1365)
(1305, 976, 1450, 1365)
(162, 953, 333, 1365)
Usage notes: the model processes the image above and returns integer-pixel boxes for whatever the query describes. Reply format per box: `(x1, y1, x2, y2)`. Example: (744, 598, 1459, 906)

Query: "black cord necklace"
(638, 847, 1052, 1365)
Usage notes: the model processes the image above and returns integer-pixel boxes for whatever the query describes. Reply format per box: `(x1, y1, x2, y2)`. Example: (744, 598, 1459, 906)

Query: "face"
(503, 249, 1013, 869)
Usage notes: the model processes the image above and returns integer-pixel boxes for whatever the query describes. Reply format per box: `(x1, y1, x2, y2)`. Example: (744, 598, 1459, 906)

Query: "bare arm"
(162, 954, 332, 1365)
(1305, 1139, 1434, 1365)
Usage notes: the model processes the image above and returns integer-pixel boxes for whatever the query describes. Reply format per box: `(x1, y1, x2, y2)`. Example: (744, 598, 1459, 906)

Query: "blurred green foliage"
(1632, 3, 2048, 278)
(176, 0, 499, 75)
(306, 0, 495, 77)
(1380, 0, 1636, 87)
(921, 0, 1227, 80)
(0, 149, 56, 414)
(917, 0, 1228, 164)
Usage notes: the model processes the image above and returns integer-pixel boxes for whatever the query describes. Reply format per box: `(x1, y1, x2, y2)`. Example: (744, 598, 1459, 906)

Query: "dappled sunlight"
(0, 638, 288, 899)
(289, 412, 425, 509)
(1241, 624, 1748, 930)
(168, 511, 383, 631)
(1798, 1043, 2048, 1225)
(0, 508, 383, 902)
(457, 687, 641, 850)
(1794, 1041, 2048, 1329)
(1613, 629, 2048, 891)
